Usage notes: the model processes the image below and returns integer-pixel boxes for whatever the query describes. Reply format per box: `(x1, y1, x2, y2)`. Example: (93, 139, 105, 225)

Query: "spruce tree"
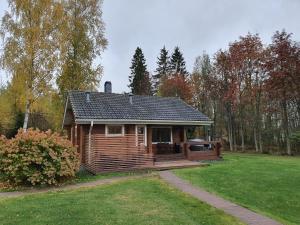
(153, 46, 170, 95)
(129, 47, 152, 95)
(170, 46, 188, 77)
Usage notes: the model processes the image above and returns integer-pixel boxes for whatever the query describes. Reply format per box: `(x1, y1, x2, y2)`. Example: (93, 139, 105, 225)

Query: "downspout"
(88, 120, 94, 164)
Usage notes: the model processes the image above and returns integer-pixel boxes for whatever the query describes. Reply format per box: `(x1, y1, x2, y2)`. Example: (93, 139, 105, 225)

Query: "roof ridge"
(68, 90, 180, 99)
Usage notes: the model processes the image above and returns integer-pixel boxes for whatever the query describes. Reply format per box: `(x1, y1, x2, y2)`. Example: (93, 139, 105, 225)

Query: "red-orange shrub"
(0, 129, 79, 186)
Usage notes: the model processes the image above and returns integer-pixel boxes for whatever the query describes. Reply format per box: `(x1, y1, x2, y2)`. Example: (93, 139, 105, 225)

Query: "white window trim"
(135, 125, 147, 146)
(105, 124, 125, 137)
(151, 126, 173, 144)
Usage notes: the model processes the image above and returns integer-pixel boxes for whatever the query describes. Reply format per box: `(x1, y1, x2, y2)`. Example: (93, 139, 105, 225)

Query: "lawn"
(0, 169, 154, 192)
(174, 153, 300, 225)
(73, 169, 154, 183)
(0, 177, 243, 225)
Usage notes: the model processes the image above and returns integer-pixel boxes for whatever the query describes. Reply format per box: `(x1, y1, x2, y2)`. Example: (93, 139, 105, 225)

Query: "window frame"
(151, 126, 173, 144)
(135, 125, 147, 146)
(105, 124, 125, 137)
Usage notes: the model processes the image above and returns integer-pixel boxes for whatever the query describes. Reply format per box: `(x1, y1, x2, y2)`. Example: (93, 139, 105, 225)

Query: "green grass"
(174, 153, 300, 225)
(0, 177, 243, 225)
(0, 169, 154, 192)
(73, 169, 154, 183)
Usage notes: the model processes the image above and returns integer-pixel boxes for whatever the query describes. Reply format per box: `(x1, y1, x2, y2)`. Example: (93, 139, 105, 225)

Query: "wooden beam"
(147, 126, 152, 154)
(79, 125, 84, 164)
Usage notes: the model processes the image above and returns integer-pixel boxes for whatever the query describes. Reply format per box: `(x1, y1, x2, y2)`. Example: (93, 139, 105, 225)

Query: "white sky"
(1, 0, 300, 93)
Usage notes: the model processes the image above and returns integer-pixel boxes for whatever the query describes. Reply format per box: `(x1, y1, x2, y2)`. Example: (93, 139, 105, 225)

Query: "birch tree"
(1, 0, 63, 131)
(57, 0, 107, 95)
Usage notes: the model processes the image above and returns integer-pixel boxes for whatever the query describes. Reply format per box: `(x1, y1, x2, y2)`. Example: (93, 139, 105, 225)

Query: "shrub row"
(0, 129, 79, 186)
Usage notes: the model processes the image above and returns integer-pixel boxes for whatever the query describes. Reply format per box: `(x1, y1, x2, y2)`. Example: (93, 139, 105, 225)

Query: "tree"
(0, 85, 14, 135)
(191, 53, 220, 139)
(1, 0, 63, 131)
(0, 82, 25, 137)
(214, 50, 237, 151)
(227, 33, 265, 152)
(170, 46, 188, 78)
(203, 31, 300, 154)
(57, 0, 107, 96)
(159, 46, 191, 102)
(265, 30, 300, 155)
(129, 47, 152, 95)
(159, 74, 192, 103)
(153, 46, 170, 95)
(191, 53, 213, 113)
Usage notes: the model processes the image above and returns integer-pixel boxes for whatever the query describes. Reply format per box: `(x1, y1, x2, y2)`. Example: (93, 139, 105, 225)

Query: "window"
(105, 125, 124, 136)
(152, 127, 172, 143)
(138, 126, 144, 134)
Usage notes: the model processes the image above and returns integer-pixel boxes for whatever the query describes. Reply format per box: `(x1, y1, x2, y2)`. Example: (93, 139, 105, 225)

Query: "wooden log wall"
(83, 134, 154, 173)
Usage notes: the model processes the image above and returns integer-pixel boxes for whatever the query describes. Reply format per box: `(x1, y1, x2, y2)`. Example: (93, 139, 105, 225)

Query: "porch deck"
(152, 159, 208, 170)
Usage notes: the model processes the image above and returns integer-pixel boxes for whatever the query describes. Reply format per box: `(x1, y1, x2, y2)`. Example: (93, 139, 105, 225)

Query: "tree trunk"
(281, 100, 291, 155)
(240, 124, 245, 151)
(297, 100, 300, 121)
(254, 128, 259, 152)
(212, 101, 217, 139)
(23, 99, 30, 132)
(232, 118, 237, 151)
(226, 103, 233, 151)
(239, 106, 245, 152)
(259, 130, 263, 153)
(254, 85, 262, 153)
(228, 121, 233, 151)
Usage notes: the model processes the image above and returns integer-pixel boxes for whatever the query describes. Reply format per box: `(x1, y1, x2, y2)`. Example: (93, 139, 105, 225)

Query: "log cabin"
(62, 81, 221, 173)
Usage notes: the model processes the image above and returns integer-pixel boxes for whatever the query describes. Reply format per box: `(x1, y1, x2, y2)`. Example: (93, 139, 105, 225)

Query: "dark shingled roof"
(68, 91, 210, 122)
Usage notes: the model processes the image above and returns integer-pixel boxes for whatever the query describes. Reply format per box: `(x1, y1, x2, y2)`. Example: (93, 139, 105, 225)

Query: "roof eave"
(75, 119, 213, 126)
(62, 96, 69, 128)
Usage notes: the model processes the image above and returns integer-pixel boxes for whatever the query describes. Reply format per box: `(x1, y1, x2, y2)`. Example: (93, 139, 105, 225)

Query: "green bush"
(0, 129, 79, 186)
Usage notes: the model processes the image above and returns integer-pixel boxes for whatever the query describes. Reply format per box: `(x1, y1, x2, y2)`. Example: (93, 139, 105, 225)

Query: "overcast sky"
(1, 0, 300, 93)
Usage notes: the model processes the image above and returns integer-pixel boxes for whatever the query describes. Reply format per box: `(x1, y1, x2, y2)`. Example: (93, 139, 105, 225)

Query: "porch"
(71, 124, 220, 173)
(149, 125, 220, 162)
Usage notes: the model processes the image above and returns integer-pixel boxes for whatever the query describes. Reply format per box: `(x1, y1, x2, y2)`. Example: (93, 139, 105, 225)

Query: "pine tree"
(129, 47, 152, 95)
(153, 46, 170, 95)
(170, 46, 188, 77)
